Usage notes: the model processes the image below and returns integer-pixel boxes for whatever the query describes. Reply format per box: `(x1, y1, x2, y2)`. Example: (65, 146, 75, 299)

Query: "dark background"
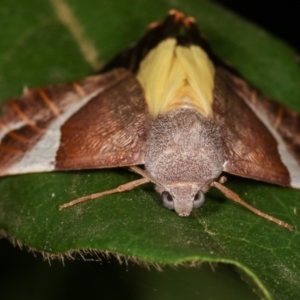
(0, 1, 298, 300)
(216, 0, 299, 52)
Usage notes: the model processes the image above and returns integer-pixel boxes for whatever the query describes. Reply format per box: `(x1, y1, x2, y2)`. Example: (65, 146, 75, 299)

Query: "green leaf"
(0, 0, 299, 299)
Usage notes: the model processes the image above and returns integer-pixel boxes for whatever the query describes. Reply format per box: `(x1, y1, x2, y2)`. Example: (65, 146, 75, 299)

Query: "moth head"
(156, 183, 205, 216)
(145, 109, 226, 216)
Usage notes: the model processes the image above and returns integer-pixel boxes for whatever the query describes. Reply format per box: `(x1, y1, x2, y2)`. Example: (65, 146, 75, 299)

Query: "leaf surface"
(0, 1, 299, 299)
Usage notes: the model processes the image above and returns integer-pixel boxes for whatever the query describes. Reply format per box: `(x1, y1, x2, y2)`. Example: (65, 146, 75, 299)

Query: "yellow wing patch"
(137, 38, 215, 118)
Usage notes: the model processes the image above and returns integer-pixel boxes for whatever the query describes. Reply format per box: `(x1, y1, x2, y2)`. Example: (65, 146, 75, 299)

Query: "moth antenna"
(129, 166, 161, 186)
(211, 181, 294, 231)
(59, 177, 149, 210)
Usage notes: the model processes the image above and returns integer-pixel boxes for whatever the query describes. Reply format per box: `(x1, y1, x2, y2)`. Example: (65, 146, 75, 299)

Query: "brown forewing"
(229, 71, 300, 165)
(55, 70, 149, 169)
(213, 67, 291, 186)
(0, 69, 148, 175)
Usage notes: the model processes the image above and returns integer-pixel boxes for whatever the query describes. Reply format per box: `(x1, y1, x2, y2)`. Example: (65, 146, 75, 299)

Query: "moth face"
(156, 183, 205, 216)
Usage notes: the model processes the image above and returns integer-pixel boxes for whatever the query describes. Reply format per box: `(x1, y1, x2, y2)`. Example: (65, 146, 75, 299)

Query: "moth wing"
(0, 69, 148, 176)
(214, 67, 300, 188)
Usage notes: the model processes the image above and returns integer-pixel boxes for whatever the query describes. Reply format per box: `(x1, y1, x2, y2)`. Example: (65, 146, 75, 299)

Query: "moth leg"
(211, 181, 294, 231)
(217, 175, 227, 184)
(59, 177, 149, 210)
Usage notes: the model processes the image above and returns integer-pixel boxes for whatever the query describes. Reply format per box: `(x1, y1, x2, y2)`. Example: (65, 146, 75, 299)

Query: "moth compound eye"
(162, 191, 174, 210)
(193, 191, 205, 208)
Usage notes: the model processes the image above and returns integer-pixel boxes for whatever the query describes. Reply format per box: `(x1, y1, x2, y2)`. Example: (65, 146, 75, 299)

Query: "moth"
(0, 10, 298, 230)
